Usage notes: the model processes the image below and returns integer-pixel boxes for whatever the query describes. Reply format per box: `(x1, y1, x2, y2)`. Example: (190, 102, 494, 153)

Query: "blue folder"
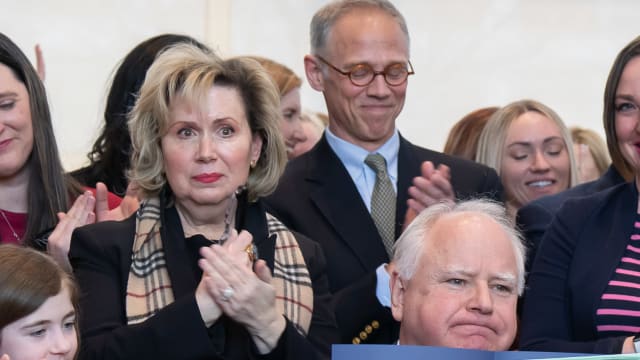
(332, 345, 637, 360)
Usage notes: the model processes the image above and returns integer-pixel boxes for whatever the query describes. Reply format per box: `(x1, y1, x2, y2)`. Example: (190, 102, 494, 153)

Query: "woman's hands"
(94, 182, 140, 222)
(47, 191, 95, 269)
(47, 182, 140, 270)
(196, 229, 286, 354)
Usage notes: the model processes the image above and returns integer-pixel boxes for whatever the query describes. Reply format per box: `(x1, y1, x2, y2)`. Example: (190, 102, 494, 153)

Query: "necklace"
(0, 209, 20, 242)
(218, 195, 234, 244)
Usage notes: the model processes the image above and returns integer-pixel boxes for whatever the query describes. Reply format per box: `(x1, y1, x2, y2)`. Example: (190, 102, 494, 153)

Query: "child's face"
(0, 285, 77, 360)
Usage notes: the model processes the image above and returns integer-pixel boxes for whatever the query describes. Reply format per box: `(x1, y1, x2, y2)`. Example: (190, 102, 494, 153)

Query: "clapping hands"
(196, 229, 285, 354)
(46, 182, 140, 269)
(404, 161, 455, 228)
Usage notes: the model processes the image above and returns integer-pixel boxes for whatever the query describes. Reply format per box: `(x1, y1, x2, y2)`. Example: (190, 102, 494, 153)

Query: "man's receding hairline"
(317, 6, 410, 57)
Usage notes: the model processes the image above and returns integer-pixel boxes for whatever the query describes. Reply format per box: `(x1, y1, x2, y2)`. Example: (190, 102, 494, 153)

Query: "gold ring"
(245, 243, 257, 262)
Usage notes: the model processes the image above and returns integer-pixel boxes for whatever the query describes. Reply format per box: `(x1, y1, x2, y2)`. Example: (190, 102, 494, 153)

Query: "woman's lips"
(0, 138, 12, 151)
(193, 173, 222, 183)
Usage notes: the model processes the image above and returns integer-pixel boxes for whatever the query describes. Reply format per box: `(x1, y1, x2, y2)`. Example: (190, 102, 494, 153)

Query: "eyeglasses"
(316, 55, 414, 87)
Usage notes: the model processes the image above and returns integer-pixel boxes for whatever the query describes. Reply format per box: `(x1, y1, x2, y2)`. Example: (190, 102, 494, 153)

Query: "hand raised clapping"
(404, 161, 455, 228)
(195, 229, 286, 354)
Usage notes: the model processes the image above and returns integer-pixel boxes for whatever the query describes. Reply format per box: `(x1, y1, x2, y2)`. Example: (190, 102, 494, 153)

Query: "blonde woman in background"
(291, 110, 328, 158)
(247, 56, 308, 159)
(476, 99, 578, 220)
(570, 126, 611, 183)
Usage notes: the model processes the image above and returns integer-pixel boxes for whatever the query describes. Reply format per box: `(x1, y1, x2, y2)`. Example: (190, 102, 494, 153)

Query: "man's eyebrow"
(437, 267, 475, 277)
(491, 272, 517, 283)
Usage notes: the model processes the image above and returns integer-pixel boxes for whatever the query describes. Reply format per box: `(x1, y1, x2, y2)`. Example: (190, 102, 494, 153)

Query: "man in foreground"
(390, 199, 525, 350)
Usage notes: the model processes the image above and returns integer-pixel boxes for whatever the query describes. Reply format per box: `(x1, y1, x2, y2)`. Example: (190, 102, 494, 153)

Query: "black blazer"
(520, 181, 638, 354)
(516, 165, 625, 272)
(264, 134, 502, 343)
(69, 200, 336, 359)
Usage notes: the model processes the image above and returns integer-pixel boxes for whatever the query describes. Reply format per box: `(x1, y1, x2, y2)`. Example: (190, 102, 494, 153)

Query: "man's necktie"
(364, 153, 396, 257)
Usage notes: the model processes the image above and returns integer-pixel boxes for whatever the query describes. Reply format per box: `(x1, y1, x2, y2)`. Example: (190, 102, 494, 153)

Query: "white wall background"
(2, 0, 638, 170)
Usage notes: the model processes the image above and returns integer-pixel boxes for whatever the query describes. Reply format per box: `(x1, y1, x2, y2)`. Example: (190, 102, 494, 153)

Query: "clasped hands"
(196, 229, 286, 354)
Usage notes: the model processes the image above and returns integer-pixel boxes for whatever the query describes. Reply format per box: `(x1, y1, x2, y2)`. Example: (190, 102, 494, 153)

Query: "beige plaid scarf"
(125, 198, 313, 335)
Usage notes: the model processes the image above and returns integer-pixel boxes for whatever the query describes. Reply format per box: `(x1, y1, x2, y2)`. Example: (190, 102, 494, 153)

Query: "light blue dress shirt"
(324, 127, 399, 211)
(324, 127, 399, 307)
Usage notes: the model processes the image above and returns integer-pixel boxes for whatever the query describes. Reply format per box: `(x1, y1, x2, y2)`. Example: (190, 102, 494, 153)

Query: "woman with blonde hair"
(570, 126, 611, 183)
(69, 43, 335, 359)
(246, 56, 308, 159)
(476, 99, 578, 220)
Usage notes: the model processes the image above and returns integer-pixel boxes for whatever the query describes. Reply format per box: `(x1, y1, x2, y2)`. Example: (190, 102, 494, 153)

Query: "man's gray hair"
(392, 199, 527, 295)
(309, 0, 410, 55)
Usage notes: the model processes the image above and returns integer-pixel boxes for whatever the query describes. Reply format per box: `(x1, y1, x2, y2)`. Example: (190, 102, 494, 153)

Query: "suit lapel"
(307, 137, 389, 269)
(160, 206, 197, 298)
(395, 135, 428, 238)
(577, 182, 637, 326)
(243, 200, 275, 272)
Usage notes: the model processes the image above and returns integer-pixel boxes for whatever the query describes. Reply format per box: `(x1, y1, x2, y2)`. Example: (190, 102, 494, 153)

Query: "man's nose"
(467, 285, 494, 314)
(365, 72, 392, 98)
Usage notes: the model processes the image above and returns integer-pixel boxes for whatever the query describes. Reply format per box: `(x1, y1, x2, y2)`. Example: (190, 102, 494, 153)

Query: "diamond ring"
(221, 286, 234, 301)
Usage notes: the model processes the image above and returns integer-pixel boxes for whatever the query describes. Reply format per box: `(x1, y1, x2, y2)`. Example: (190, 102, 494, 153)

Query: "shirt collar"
(325, 127, 400, 180)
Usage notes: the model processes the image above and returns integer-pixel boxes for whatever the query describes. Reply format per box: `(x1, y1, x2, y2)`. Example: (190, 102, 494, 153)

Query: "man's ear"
(390, 270, 405, 322)
(304, 54, 324, 92)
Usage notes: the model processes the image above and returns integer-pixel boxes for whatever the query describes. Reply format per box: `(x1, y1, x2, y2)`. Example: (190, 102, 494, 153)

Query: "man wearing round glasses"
(266, 0, 502, 345)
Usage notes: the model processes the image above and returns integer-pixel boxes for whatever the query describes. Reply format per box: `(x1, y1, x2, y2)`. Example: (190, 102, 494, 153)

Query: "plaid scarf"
(125, 198, 313, 335)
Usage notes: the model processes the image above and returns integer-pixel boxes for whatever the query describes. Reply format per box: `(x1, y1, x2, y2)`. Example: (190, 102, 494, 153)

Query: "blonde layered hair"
(128, 44, 287, 201)
(476, 99, 579, 188)
(571, 126, 611, 179)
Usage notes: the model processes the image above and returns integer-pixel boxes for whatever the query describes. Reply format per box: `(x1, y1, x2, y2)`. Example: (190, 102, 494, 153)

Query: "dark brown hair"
(0, 32, 82, 246)
(0, 245, 79, 345)
(603, 36, 640, 181)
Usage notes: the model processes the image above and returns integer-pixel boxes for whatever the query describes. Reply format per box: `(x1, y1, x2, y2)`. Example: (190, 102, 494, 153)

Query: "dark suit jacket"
(520, 181, 637, 354)
(516, 165, 624, 272)
(264, 134, 502, 344)
(69, 200, 336, 359)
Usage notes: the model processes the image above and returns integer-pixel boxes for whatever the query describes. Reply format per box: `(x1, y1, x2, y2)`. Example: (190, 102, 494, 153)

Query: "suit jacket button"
(352, 337, 361, 344)
(359, 331, 368, 340)
(372, 320, 380, 329)
(365, 325, 373, 334)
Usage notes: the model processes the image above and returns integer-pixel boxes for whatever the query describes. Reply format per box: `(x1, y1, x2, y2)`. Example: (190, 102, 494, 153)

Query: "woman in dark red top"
(0, 32, 132, 268)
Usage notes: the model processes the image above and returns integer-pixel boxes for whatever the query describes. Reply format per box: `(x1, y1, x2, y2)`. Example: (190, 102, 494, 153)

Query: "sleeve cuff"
(375, 263, 391, 307)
